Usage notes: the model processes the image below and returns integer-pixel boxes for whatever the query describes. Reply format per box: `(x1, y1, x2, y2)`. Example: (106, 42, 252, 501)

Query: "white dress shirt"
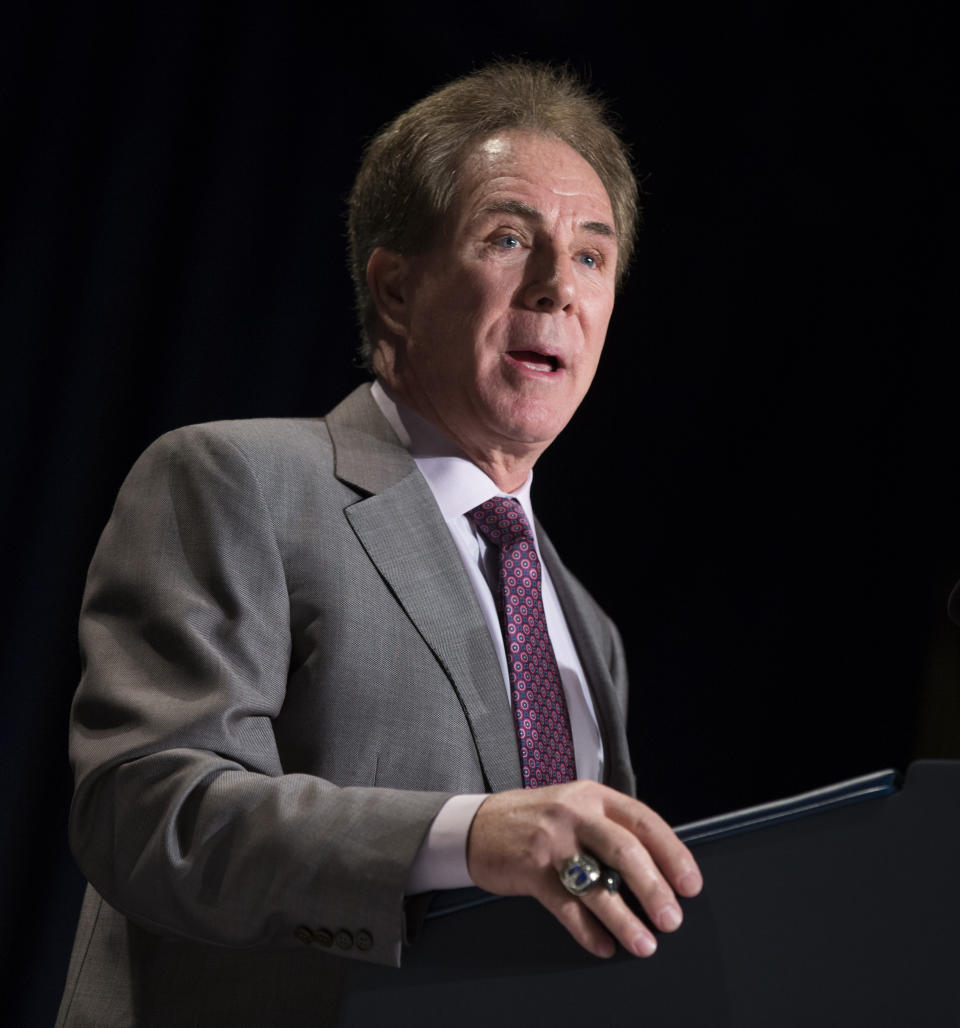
(369, 381, 603, 893)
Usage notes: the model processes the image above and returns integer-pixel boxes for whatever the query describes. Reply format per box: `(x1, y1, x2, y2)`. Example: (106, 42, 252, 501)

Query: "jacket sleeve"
(68, 425, 451, 968)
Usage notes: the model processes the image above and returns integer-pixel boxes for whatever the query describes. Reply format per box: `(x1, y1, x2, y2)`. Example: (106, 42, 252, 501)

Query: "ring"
(558, 854, 602, 896)
(601, 869, 621, 893)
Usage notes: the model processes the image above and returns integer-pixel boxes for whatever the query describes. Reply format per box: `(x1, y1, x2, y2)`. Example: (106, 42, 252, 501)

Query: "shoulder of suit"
(157, 416, 330, 447)
(145, 417, 334, 468)
(119, 417, 367, 530)
(121, 419, 345, 509)
(140, 384, 380, 471)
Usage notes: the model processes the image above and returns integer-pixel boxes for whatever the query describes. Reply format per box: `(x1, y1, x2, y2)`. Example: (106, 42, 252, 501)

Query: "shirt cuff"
(405, 793, 488, 895)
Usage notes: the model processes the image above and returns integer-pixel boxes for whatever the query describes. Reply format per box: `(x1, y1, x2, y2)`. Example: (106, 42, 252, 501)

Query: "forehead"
(451, 131, 615, 229)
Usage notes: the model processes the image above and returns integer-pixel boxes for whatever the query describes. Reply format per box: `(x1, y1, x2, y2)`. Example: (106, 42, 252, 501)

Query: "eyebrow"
(477, 199, 617, 239)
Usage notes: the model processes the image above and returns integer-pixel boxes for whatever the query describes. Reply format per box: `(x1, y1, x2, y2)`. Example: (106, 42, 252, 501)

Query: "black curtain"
(3, 3, 958, 1024)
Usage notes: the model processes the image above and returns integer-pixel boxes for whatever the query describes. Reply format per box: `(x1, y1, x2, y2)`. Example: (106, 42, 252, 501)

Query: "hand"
(466, 780, 702, 959)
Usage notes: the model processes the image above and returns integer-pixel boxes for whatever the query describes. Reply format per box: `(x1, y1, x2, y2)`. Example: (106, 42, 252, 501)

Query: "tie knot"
(467, 496, 534, 550)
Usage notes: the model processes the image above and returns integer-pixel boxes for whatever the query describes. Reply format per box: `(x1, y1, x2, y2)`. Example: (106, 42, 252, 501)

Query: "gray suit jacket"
(57, 384, 635, 1026)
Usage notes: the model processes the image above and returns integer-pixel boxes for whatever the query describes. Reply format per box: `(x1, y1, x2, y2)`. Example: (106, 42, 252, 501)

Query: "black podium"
(339, 761, 960, 1027)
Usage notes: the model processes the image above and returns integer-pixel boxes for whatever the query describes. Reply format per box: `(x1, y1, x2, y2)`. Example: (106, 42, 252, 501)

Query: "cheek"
(583, 304, 614, 358)
(431, 285, 497, 341)
(464, 266, 514, 316)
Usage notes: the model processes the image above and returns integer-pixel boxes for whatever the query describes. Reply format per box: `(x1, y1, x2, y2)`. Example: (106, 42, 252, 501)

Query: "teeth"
(512, 352, 557, 372)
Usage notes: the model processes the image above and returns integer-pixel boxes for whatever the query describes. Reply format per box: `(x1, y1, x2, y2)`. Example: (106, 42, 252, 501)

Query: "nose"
(521, 249, 576, 313)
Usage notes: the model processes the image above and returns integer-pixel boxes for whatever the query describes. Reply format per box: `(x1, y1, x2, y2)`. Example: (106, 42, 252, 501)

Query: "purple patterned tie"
(468, 497, 577, 787)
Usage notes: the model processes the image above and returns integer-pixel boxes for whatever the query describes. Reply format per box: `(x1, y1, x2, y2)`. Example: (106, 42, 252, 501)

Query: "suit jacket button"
(356, 930, 374, 952)
(294, 926, 314, 946)
(314, 928, 333, 948)
(335, 929, 354, 950)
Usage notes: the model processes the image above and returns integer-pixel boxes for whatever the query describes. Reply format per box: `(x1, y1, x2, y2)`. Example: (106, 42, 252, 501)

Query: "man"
(57, 62, 701, 1026)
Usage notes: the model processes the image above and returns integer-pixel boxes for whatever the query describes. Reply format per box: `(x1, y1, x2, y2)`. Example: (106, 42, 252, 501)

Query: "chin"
(489, 409, 572, 449)
(476, 384, 581, 448)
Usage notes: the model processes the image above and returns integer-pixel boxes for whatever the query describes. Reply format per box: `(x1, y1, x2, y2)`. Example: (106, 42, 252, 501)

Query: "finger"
(576, 819, 685, 934)
(600, 793, 703, 898)
(578, 883, 659, 957)
(536, 883, 618, 959)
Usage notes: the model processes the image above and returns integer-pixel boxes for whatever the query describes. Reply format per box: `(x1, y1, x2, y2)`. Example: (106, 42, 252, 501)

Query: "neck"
(467, 452, 535, 494)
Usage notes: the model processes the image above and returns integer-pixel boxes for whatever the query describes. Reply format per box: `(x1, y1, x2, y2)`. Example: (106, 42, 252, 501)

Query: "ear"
(366, 247, 413, 338)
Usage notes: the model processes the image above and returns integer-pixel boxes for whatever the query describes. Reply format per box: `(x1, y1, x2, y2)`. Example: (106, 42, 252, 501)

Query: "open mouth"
(508, 349, 560, 373)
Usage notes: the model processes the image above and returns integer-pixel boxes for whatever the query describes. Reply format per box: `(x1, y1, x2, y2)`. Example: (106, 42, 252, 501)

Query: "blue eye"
(496, 235, 521, 248)
(578, 254, 597, 268)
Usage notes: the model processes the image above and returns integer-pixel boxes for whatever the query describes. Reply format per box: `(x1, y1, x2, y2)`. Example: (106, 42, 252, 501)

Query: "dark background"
(2, 2, 958, 1023)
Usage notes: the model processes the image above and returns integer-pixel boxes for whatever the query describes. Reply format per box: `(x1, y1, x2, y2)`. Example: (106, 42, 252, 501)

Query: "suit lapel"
(537, 528, 636, 795)
(326, 386, 522, 793)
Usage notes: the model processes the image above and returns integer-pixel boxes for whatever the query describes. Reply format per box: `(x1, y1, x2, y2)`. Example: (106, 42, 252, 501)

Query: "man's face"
(380, 131, 618, 480)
